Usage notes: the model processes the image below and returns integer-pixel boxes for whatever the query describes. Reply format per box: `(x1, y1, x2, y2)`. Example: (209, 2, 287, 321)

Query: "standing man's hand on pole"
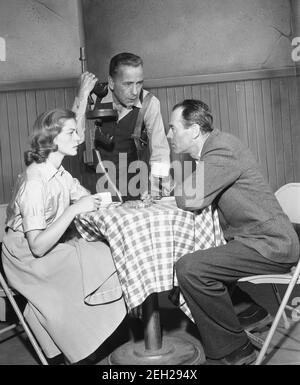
(77, 71, 98, 101)
(72, 72, 98, 144)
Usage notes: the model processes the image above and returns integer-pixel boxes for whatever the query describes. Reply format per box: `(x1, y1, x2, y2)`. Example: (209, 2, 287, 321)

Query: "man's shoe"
(205, 341, 257, 365)
(238, 304, 273, 331)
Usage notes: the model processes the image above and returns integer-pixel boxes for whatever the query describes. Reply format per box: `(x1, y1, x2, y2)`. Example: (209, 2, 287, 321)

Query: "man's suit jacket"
(175, 129, 299, 264)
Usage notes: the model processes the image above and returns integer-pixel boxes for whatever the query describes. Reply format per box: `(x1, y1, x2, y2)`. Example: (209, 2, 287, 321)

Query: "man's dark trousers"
(176, 240, 294, 359)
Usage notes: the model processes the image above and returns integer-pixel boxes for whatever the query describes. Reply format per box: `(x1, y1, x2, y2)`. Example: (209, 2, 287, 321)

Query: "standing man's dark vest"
(94, 91, 150, 201)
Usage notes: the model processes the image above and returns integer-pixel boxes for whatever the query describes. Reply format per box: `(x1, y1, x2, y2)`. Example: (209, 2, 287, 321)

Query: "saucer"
(99, 202, 122, 209)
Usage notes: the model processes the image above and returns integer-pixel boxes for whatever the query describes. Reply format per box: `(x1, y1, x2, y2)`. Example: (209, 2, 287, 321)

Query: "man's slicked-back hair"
(173, 99, 214, 133)
(109, 52, 143, 77)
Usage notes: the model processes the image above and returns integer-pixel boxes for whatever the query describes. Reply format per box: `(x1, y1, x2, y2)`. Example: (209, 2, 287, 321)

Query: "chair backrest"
(275, 183, 300, 224)
(0, 204, 7, 243)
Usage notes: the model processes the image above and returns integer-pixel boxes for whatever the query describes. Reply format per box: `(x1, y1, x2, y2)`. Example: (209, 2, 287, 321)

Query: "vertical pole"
(76, 0, 86, 48)
(143, 293, 162, 351)
(77, 0, 87, 73)
(79, 47, 87, 73)
(77, 0, 90, 76)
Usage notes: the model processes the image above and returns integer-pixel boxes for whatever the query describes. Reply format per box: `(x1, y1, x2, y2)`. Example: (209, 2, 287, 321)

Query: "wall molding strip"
(0, 66, 297, 92)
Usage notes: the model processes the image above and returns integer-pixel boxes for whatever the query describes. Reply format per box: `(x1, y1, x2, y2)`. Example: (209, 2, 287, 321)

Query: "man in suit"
(73, 52, 170, 200)
(168, 99, 299, 365)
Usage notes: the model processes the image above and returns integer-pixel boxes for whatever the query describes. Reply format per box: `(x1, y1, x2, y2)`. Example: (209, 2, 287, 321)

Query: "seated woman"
(1, 109, 126, 364)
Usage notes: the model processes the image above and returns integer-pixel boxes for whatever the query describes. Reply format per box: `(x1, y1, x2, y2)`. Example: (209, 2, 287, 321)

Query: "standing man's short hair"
(109, 52, 143, 77)
(173, 99, 214, 133)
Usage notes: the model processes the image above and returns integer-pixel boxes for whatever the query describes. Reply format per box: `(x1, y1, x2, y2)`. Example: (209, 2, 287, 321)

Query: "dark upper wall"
(83, 0, 295, 81)
(0, 0, 296, 84)
(0, 0, 82, 82)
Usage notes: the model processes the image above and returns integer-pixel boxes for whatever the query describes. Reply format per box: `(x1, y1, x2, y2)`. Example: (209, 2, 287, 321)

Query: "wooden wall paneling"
(191, 84, 201, 100)
(197, 84, 203, 101)
(174, 86, 185, 105)
(183, 85, 193, 100)
(164, 86, 179, 163)
(244, 81, 259, 162)
(0, 105, 4, 202)
(64, 87, 76, 110)
(208, 83, 221, 132)
(163, 84, 176, 158)
(25, 90, 38, 134)
(156, 87, 169, 133)
(6, 93, 23, 185)
(16, 91, 29, 173)
(45, 89, 56, 110)
(35, 90, 47, 116)
(290, 77, 300, 182)
(279, 77, 295, 184)
(217, 83, 230, 133)
(252, 80, 268, 181)
(155, 86, 173, 168)
(261, 79, 277, 191)
(147, 86, 174, 169)
(270, 78, 285, 188)
(235, 81, 249, 146)
(0, 93, 11, 203)
(226, 82, 239, 138)
(165, 86, 177, 118)
(54, 88, 66, 108)
(199, 84, 210, 108)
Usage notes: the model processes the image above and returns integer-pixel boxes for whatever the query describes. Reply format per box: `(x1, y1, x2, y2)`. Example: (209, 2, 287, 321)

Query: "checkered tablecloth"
(75, 202, 225, 319)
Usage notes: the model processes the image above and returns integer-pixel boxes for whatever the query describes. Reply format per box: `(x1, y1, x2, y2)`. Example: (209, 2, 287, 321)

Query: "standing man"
(168, 99, 299, 365)
(72, 52, 170, 200)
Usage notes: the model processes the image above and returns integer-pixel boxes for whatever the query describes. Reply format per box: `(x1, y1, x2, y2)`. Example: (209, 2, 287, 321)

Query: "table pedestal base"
(108, 336, 204, 365)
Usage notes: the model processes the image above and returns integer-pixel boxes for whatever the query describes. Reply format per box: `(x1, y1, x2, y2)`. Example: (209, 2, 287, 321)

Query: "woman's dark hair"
(172, 99, 214, 133)
(109, 52, 143, 78)
(24, 109, 76, 166)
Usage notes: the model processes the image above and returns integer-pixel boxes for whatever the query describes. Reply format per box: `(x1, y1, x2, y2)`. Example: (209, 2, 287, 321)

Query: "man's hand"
(150, 174, 175, 197)
(77, 71, 98, 101)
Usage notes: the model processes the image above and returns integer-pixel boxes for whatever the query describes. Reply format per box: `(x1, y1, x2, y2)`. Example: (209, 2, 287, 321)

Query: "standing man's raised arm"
(72, 72, 98, 144)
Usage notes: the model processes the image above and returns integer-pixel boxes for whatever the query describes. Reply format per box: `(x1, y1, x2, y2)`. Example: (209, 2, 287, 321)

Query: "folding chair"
(0, 204, 48, 365)
(238, 183, 300, 365)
